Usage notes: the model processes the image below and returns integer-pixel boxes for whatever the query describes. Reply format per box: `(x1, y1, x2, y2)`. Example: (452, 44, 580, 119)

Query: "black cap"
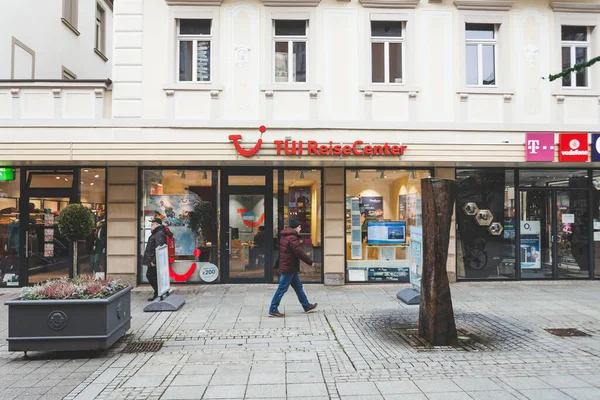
(150, 217, 163, 225)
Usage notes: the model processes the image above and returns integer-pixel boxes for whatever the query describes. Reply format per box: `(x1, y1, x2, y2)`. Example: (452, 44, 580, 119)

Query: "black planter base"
(5, 286, 132, 352)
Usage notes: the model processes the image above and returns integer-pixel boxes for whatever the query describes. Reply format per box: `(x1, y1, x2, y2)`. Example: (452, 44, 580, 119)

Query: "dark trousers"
(146, 265, 158, 295)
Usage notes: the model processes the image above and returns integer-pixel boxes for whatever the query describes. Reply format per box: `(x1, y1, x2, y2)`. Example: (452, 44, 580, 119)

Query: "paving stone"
(538, 375, 594, 389)
(286, 383, 329, 397)
(560, 387, 600, 400)
(171, 375, 212, 386)
(501, 377, 553, 390)
(209, 373, 249, 385)
(336, 382, 380, 396)
(518, 388, 572, 400)
(202, 385, 246, 399)
(122, 376, 165, 388)
(414, 379, 463, 393)
(382, 395, 428, 400)
(375, 381, 421, 394)
(425, 393, 473, 400)
(244, 384, 286, 398)
(160, 385, 206, 399)
(452, 377, 503, 391)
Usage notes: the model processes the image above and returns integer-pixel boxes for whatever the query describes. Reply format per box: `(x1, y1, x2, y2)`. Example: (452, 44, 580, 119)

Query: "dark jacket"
(143, 225, 168, 267)
(278, 227, 313, 274)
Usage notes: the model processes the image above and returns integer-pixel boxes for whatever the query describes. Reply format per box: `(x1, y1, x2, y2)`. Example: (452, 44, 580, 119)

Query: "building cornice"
(358, 0, 419, 9)
(454, 0, 516, 11)
(261, 0, 321, 6)
(551, 2, 600, 13)
(164, 0, 223, 6)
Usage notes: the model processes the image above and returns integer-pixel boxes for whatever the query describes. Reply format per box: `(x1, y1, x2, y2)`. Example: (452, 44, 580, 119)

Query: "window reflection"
(456, 169, 516, 279)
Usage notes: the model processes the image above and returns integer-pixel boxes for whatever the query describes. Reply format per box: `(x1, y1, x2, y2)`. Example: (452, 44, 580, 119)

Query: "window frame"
(62, 0, 80, 35)
(94, 2, 107, 58)
(457, 11, 510, 94)
(176, 19, 213, 83)
(272, 20, 308, 84)
(560, 25, 591, 89)
(370, 21, 405, 85)
(167, 6, 220, 86)
(465, 23, 498, 87)
(61, 66, 77, 80)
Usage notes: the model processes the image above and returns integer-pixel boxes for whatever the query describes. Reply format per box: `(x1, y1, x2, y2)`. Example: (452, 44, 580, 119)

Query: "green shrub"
(58, 204, 95, 242)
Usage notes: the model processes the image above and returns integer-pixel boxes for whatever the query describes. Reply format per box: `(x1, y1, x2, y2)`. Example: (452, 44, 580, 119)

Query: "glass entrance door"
(222, 171, 274, 282)
(25, 197, 72, 284)
(519, 189, 590, 279)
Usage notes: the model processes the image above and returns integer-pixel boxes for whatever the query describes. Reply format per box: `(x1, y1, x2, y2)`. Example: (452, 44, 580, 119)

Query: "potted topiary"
(57, 204, 95, 277)
(4, 275, 132, 354)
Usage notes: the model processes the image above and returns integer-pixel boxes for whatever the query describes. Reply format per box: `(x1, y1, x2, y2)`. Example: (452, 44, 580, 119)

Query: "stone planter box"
(5, 286, 132, 353)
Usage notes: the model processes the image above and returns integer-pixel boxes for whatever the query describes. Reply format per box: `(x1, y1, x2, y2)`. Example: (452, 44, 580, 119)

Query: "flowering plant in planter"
(20, 275, 125, 300)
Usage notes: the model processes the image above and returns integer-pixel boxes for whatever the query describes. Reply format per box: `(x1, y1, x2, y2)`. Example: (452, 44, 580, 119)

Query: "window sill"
(163, 83, 224, 91)
(259, 84, 322, 92)
(94, 48, 108, 62)
(359, 85, 420, 93)
(457, 87, 514, 95)
(61, 18, 80, 36)
(552, 89, 600, 97)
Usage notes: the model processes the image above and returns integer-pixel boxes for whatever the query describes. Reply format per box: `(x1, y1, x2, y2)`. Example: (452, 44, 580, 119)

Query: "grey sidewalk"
(2, 281, 600, 399)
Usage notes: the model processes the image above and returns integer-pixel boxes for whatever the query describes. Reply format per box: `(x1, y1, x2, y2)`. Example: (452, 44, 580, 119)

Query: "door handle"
(227, 227, 231, 254)
(25, 233, 29, 258)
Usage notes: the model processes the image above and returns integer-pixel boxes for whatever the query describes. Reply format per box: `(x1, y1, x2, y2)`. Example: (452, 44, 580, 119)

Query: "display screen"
(0, 168, 15, 181)
(367, 221, 406, 244)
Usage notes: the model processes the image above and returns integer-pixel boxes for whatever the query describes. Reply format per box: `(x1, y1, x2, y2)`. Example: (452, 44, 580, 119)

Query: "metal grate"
(121, 340, 164, 353)
(545, 328, 590, 337)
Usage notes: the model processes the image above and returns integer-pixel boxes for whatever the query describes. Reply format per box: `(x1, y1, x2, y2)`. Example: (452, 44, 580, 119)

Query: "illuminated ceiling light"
(94, 174, 99, 178)
(56, 176, 60, 180)
(64, 178, 68, 181)
(90, 182, 94, 186)
(202, 170, 208, 180)
(354, 171, 360, 180)
(84, 169, 89, 172)
(300, 171, 305, 179)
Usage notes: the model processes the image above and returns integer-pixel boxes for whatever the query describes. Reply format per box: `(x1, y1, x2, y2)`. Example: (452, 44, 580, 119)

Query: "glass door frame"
(220, 168, 275, 283)
(19, 168, 80, 286)
(516, 185, 593, 280)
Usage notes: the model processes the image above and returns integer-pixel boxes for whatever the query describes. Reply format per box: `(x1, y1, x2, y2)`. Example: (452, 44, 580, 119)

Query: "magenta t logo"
(525, 133, 555, 162)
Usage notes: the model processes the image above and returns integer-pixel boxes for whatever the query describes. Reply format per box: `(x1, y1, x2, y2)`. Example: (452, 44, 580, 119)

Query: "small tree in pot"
(189, 199, 217, 247)
(58, 204, 95, 277)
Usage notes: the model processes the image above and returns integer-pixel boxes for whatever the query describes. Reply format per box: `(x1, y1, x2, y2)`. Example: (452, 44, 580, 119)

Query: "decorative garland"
(547, 55, 600, 82)
(169, 263, 197, 282)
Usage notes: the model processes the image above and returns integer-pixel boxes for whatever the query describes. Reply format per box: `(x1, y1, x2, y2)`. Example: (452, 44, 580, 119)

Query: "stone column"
(323, 168, 345, 285)
(418, 178, 458, 346)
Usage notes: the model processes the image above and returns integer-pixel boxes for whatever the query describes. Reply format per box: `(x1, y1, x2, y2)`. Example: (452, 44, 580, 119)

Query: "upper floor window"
(561, 26, 590, 88)
(465, 23, 496, 86)
(274, 20, 307, 83)
(178, 19, 212, 82)
(95, 3, 106, 56)
(371, 21, 403, 84)
(62, 0, 79, 34)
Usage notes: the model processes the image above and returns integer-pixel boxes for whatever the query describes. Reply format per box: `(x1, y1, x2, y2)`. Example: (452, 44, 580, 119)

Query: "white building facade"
(1, 0, 600, 287)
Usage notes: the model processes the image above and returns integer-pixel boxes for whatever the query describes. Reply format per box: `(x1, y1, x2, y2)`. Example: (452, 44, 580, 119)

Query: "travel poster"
(362, 196, 384, 220)
(409, 226, 422, 289)
(398, 195, 406, 221)
(406, 194, 417, 228)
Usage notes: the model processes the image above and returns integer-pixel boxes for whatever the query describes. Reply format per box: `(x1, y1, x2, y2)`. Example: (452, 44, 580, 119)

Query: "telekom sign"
(229, 126, 407, 158)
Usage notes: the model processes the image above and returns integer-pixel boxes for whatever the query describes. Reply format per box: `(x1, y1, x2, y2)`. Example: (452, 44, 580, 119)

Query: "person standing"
(143, 217, 168, 301)
(269, 218, 317, 317)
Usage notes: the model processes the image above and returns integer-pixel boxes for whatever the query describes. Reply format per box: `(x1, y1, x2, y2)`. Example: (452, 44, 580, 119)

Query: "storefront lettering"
(229, 135, 407, 158)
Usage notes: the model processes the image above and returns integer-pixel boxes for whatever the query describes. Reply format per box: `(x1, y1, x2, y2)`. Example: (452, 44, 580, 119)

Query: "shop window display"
(78, 168, 107, 278)
(0, 168, 20, 286)
(456, 169, 516, 280)
(274, 170, 322, 283)
(140, 170, 217, 284)
(593, 172, 600, 278)
(345, 169, 430, 282)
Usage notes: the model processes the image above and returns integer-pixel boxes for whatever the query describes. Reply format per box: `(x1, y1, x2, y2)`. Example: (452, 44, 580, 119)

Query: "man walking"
(143, 217, 167, 301)
(269, 218, 317, 317)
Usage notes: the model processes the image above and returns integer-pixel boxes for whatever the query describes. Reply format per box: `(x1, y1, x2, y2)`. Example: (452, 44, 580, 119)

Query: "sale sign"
(559, 133, 589, 162)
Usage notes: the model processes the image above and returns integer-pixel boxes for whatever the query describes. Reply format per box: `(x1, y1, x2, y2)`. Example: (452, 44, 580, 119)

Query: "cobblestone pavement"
(2, 281, 600, 399)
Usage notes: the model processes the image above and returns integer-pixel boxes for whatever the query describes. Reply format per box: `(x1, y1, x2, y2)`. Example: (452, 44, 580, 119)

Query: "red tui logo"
(229, 126, 266, 157)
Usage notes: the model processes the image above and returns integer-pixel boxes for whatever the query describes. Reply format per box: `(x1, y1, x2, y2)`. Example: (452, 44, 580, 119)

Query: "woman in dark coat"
(268, 219, 317, 317)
